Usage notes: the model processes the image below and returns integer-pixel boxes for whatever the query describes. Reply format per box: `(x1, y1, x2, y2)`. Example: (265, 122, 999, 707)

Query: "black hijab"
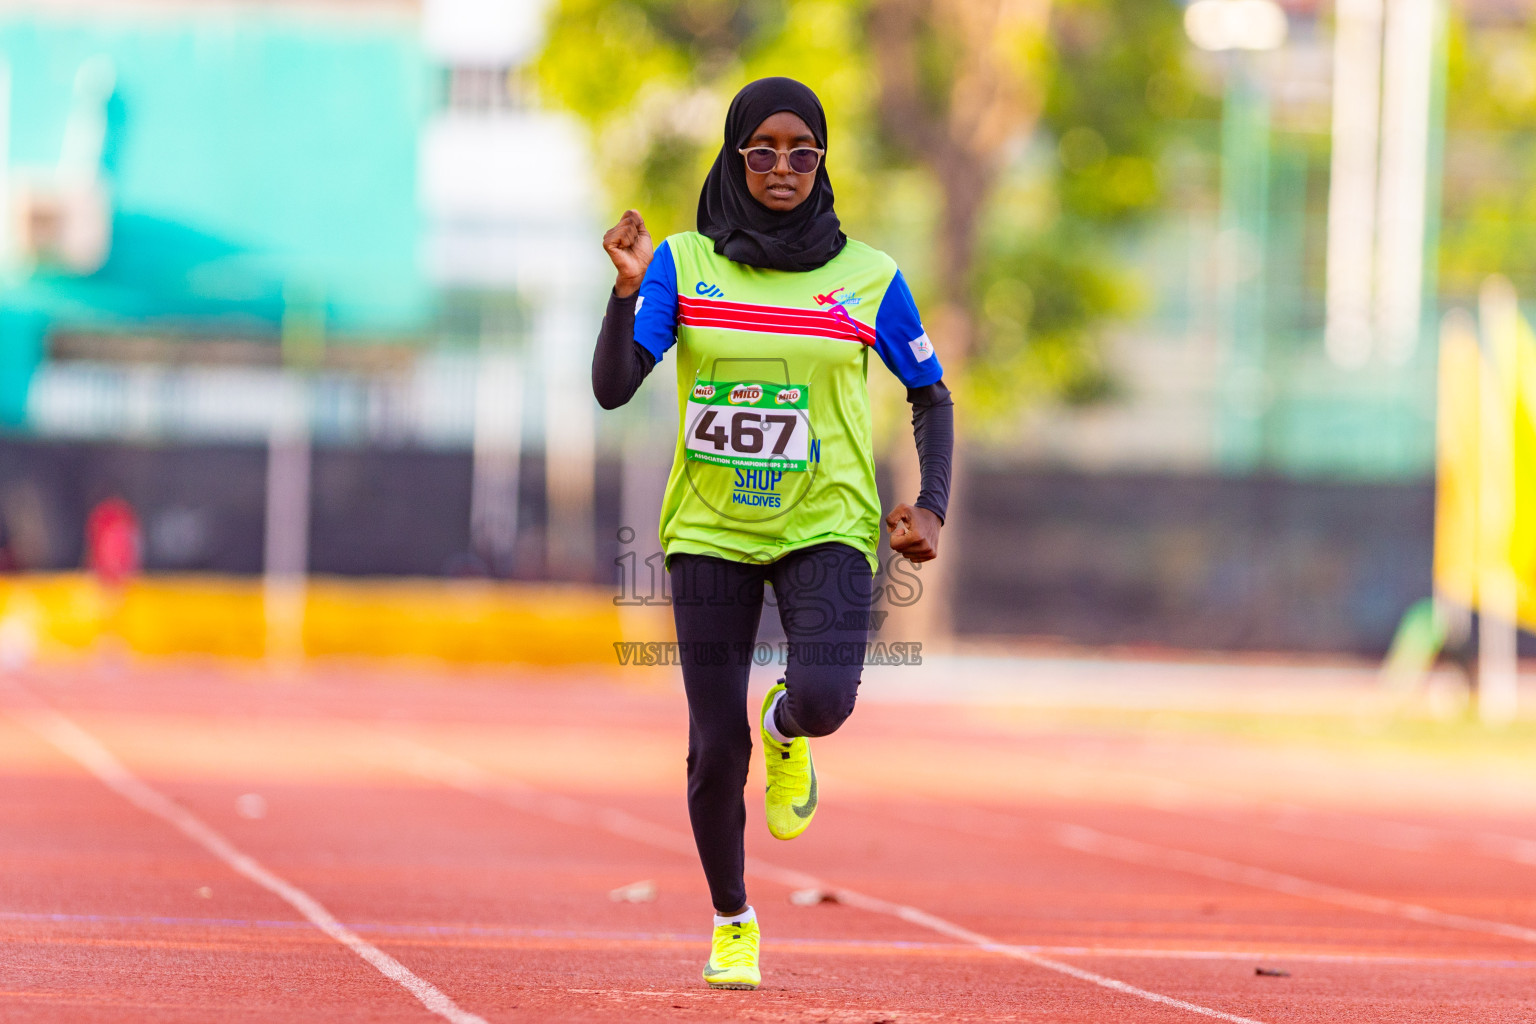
(696, 77, 847, 272)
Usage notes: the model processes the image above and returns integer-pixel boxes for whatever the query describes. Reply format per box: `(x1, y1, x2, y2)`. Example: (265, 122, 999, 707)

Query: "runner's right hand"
(603, 209, 653, 298)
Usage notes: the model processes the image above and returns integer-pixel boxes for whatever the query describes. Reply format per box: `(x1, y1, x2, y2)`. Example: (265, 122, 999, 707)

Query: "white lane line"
(1190, 804, 1536, 870)
(10, 704, 490, 1024)
(939, 732, 1536, 871)
(1055, 824, 1536, 946)
(1472, 831, 1536, 866)
(12, 914, 1536, 970)
(386, 736, 1267, 1024)
(817, 889, 1268, 1024)
(1241, 807, 1536, 871)
(1118, 787, 1536, 871)
(13, 910, 1536, 968)
(869, 799, 1536, 950)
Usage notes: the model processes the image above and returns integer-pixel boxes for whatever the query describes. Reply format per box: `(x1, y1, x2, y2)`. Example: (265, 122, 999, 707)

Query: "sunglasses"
(738, 146, 825, 175)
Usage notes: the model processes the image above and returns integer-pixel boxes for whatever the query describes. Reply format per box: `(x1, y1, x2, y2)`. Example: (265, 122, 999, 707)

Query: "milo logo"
(775, 387, 802, 405)
(728, 385, 763, 405)
(692, 383, 716, 401)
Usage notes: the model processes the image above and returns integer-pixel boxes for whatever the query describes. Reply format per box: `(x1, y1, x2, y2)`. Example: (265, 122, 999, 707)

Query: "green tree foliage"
(1048, 0, 1197, 224)
(966, 0, 1202, 426)
(1440, 13, 1536, 300)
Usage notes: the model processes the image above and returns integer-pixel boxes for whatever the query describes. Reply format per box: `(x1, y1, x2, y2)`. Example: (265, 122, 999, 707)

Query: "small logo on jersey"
(908, 333, 934, 362)
(728, 385, 763, 405)
(775, 387, 802, 405)
(696, 282, 725, 298)
(814, 287, 861, 308)
(733, 468, 783, 507)
(692, 383, 717, 401)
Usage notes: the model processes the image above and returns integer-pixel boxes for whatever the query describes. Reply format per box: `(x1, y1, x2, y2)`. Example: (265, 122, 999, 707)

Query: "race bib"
(684, 380, 810, 472)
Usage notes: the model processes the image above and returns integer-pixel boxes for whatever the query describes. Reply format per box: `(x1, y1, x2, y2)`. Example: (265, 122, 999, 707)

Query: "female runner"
(592, 76, 953, 990)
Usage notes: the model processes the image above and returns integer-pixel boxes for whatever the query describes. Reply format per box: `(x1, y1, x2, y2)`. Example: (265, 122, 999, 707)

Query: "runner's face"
(743, 112, 818, 212)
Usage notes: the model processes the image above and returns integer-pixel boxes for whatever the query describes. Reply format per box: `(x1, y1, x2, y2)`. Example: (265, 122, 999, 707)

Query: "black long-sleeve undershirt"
(593, 289, 953, 522)
(592, 291, 655, 411)
(907, 379, 952, 524)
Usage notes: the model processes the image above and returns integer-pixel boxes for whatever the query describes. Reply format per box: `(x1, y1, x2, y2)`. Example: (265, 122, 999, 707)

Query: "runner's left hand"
(886, 504, 941, 562)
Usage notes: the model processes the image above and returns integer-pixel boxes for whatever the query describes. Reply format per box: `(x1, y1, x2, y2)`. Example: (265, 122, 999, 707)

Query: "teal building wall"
(0, 11, 429, 421)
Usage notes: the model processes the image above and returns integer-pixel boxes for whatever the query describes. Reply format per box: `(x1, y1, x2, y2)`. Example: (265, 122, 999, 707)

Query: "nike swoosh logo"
(792, 770, 817, 818)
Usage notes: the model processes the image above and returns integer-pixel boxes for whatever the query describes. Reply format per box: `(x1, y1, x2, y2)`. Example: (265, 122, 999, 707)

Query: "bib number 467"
(692, 409, 797, 456)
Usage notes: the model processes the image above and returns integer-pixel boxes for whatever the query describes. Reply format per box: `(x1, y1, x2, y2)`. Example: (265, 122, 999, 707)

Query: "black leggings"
(670, 542, 872, 913)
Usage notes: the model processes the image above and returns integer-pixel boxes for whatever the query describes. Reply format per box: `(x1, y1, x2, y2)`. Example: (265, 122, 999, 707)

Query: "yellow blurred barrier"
(1408, 277, 1536, 724)
(1433, 281, 1536, 630)
(0, 573, 661, 666)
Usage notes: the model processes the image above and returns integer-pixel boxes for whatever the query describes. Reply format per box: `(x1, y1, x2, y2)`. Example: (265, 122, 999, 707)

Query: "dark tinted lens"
(787, 148, 821, 174)
(743, 148, 779, 173)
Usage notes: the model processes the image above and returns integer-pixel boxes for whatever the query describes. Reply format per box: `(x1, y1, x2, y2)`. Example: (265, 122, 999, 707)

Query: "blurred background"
(0, 0, 1530, 673)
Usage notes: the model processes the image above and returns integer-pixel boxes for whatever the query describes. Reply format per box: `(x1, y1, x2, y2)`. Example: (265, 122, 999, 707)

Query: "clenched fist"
(886, 503, 941, 563)
(603, 209, 654, 297)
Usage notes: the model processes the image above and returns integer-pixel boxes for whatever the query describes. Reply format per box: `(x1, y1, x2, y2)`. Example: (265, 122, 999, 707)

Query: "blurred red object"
(86, 496, 141, 588)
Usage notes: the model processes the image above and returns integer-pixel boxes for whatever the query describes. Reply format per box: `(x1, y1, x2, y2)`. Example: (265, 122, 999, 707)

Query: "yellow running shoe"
(702, 917, 760, 989)
(761, 682, 817, 840)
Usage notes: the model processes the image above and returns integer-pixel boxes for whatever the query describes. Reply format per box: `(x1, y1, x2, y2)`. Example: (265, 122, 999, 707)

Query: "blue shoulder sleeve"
(873, 270, 943, 388)
(633, 240, 679, 362)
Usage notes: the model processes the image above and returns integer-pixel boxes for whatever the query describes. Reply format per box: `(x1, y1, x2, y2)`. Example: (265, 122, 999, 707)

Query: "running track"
(4, 660, 1535, 1023)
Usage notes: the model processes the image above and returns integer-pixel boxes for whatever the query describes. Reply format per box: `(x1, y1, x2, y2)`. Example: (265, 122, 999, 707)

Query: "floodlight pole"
(1375, 0, 1437, 366)
(1324, 0, 1384, 368)
(540, 263, 596, 581)
(471, 306, 523, 576)
(264, 383, 311, 665)
(264, 285, 322, 666)
(1214, 57, 1271, 472)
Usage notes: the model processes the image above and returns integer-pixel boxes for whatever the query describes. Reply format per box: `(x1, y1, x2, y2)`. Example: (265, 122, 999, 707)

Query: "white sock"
(763, 689, 795, 745)
(714, 906, 756, 927)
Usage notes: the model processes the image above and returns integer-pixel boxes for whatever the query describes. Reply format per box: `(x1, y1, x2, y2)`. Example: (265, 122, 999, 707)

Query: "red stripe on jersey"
(678, 296, 874, 343)
(682, 297, 878, 345)
(678, 295, 876, 346)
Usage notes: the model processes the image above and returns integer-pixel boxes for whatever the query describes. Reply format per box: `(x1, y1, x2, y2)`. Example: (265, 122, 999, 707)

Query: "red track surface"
(4, 661, 1536, 1023)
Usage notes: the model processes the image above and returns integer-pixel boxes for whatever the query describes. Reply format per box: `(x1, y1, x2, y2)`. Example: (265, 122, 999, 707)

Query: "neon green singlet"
(639, 231, 942, 570)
